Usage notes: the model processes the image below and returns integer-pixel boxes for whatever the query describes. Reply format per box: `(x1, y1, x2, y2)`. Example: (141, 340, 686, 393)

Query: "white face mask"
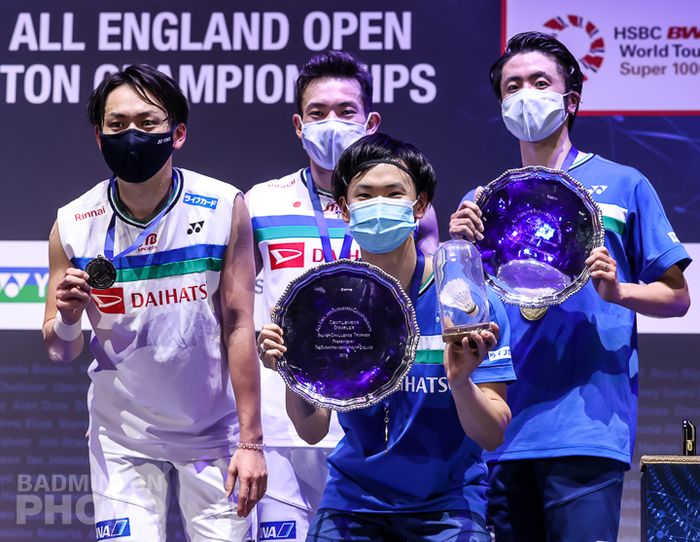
(501, 89, 569, 142)
(301, 117, 370, 171)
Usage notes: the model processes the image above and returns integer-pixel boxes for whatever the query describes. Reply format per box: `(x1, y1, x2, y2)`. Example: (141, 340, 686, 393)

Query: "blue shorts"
(487, 456, 625, 542)
(306, 509, 491, 542)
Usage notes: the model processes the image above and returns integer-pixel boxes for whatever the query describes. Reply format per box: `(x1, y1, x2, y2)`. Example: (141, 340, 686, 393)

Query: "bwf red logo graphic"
(268, 243, 305, 269)
(91, 287, 126, 314)
(543, 15, 605, 78)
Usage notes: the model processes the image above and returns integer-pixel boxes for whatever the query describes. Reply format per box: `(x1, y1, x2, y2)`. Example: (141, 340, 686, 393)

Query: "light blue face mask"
(348, 197, 418, 254)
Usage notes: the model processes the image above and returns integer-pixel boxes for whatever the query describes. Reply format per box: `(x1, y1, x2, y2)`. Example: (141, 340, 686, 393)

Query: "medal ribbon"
(560, 146, 578, 172)
(103, 169, 180, 261)
(304, 168, 353, 262)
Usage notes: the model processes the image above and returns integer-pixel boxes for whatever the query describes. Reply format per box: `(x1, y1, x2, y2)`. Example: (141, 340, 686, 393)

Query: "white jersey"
(57, 168, 241, 461)
(246, 169, 361, 448)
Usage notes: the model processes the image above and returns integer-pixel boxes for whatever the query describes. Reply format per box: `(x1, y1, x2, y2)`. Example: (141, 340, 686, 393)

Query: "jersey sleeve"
(471, 289, 516, 385)
(626, 175, 691, 284)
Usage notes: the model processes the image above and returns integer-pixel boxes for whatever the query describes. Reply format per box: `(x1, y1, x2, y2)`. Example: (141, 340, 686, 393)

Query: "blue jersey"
(477, 154, 691, 466)
(319, 277, 516, 516)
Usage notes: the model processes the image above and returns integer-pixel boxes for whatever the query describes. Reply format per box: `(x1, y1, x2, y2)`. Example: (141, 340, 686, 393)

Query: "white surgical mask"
(301, 118, 370, 171)
(501, 89, 569, 142)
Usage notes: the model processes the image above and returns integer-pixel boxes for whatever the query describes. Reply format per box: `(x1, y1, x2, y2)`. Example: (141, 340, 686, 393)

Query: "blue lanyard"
(103, 169, 180, 260)
(304, 168, 353, 262)
(408, 250, 425, 305)
(560, 146, 579, 172)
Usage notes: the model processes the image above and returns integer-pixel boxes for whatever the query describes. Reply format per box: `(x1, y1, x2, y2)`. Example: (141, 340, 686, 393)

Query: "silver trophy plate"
(474, 166, 604, 308)
(271, 259, 419, 412)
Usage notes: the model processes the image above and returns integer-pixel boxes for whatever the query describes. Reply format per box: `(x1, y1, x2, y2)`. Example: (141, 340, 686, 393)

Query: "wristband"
(53, 312, 82, 342)
(237, 441, 264, 451)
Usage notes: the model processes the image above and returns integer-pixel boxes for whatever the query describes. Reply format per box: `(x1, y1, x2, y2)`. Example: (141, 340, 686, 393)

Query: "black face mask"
(99, 129, 174, 183)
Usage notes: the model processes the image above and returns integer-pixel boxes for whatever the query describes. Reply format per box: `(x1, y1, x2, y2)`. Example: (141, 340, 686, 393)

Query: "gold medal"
(520, 306, 548, 321)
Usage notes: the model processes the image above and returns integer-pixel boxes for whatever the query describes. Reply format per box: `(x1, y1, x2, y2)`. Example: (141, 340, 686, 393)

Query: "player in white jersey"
(245, 51, 439, 541)
(43, 64, 266, 542)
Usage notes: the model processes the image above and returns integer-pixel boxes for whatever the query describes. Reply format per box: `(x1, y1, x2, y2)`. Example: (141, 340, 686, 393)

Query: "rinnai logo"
(543, 15, 605, 79)
(95, 517, 130, 540)
(260, 520, 296, 540)
(75, 205, 106, 221)
(268, 178, 297, 189)
(91, 288, 126, 314)
(269, 243, 305, 269)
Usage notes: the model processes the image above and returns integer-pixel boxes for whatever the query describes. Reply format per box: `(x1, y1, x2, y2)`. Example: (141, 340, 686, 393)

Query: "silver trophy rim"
(271, 258, 420, 412)
(474, 165, 604, 308)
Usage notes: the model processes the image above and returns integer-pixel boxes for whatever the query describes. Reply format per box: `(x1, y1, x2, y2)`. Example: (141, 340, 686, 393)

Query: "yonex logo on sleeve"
(488, 346, 511, 362)
(95, 518, 131, 540)
(668, 232, 680, 243)
(183, 192, 218, 209)
(260, 520, 296, 540)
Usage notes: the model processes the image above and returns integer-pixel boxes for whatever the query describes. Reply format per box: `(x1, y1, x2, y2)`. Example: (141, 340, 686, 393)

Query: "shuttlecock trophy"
(434, 239, 490, 343)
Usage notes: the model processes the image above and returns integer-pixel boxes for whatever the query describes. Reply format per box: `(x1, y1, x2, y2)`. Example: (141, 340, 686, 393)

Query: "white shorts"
(249, 447, 331, 542)
(89, 444, 249, 541)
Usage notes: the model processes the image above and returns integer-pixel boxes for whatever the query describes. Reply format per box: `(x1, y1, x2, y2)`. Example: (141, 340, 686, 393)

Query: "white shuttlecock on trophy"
(434, 239, 490, 343)
(439, 278, 477, 315)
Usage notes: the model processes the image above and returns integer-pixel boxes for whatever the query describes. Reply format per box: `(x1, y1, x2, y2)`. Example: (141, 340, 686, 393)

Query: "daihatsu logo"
(268, 243, 305, 269)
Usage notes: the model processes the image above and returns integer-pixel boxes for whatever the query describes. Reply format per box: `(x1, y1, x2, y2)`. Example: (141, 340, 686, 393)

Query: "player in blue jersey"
(43, 65, 266, 541)
(450, 32, 692, 541)
(246, 51, 439, 541)
(259, 133, 516, 541)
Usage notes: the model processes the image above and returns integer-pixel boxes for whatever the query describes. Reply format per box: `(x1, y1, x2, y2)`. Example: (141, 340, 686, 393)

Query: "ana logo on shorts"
(268, 243, 305, 269)
(91, 288, 126, 314)
(95, 517, 131, 540)
(543, 15, 606, 79)
(260, 521, 296, 540)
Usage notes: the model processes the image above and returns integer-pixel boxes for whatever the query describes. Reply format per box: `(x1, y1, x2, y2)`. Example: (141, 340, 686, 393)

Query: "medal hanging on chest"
(88, 170, 180, 290)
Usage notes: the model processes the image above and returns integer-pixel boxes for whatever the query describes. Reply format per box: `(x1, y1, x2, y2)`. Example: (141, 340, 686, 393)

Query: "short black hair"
(490, 31, 584, 127)
(295, 50, 373, 115)
(332, 133, 436, 203)
(87, 64, 189, 129)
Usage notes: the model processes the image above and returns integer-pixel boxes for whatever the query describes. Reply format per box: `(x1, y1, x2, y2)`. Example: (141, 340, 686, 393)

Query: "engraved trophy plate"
(475, 166, 604, 309)
(272, 259, 419, 412)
